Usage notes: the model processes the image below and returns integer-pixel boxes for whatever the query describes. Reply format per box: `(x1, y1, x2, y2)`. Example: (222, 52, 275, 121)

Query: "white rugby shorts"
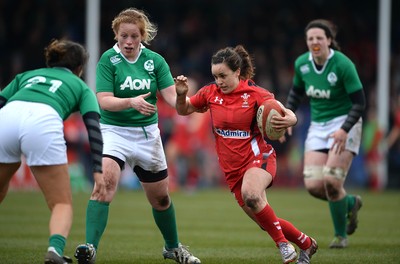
(304, 115, 362, 154)
(101, 123, 167, 172)
(0, 101, 67, 165)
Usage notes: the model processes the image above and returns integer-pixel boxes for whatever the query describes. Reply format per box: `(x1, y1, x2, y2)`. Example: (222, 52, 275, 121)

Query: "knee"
(91, 174, 118, 202)
(325, 182, 340, 200)
(323, 166, 346, 200)
(157, 195, 170, 208)
(242, 193, 261, 210)
(306, 187, 327, 200)
(99, 169, 119, 197)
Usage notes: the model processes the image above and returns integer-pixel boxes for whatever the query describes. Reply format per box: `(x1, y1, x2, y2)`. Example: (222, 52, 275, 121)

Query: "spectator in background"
(74, 8, 200, 264)
(0, 39, 104, 264)
(385, 97, 400, 150)
(383, 94, 400, 188)
(283, 19, 366, 248)
(362, 105, 383, 190)
(165, 77, 222, 192)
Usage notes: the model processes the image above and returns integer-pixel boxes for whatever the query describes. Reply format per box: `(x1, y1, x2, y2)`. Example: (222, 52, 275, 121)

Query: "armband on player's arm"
(285, 86, 305, 113)
(82, 111, 103, 173)
(0, 95, 7, 109)
(341, 89, 366, 133)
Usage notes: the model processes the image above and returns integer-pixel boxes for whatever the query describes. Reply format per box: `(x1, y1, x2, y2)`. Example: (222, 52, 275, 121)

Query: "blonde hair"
(111, 8, 157, 45)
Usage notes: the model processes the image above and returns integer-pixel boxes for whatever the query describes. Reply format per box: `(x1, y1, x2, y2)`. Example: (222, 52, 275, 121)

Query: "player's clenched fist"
(174, 75, 189, 96)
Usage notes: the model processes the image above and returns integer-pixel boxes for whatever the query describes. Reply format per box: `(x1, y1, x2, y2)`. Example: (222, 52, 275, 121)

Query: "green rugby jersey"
(293, 49, 363, 122)
(0, 67, 99, 120)
(96, 44, 174, 127)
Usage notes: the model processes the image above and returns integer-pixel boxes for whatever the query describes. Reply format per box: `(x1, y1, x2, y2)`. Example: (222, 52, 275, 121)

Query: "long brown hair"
(211, 45, 255, 80)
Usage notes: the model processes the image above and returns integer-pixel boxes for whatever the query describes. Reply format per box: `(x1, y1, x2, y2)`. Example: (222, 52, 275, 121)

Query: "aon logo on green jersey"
(306, 85, 330, 99)
(120, 77, 151, 90)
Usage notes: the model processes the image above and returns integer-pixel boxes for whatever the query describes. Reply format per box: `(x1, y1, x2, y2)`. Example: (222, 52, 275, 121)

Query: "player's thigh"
(304, 151, 328, 166)
(0, 163, 20, 186)
(326, 150, 354, 171)
(0, 163, 21, 201)
(31, 164, 72, 209)
(102, 157, 122, 189)
(242, 167, 272, 195)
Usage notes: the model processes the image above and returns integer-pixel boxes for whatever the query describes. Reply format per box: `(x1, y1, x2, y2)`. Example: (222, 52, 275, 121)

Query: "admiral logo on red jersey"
(215, 128, 250, 139)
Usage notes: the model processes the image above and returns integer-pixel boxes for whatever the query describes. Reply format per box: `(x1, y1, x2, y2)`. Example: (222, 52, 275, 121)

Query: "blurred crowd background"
(1, 0, 399, 191)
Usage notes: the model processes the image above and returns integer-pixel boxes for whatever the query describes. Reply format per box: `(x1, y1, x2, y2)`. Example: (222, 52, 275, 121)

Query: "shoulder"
(195, 82, 218, 98)
(332, 50, 355, 65)
(100, 46, 118, 58)
(22, 68, 48, 77)
(294, 52, 310, 67)
(331, 50, 360, 77)
(141, 47, 166, 61)
(244, 80, 271, 93)
(293, 52, 311, 75)
(98, 46, 120, 65)
(241, 80, 274, 101)
(199, 81, 217, 93)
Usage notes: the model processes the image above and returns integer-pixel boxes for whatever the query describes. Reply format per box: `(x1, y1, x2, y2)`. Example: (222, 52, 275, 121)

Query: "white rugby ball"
(257, 99, 286, 140)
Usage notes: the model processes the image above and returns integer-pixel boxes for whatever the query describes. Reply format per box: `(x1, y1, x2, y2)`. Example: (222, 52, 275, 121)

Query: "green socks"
(347, 195, 356, 212)
(85, 200, 179, 251)
(49, 234, 66, 256)
(329, 195, 352, 237)
(152, 202, 179, 249)
(86, 200, 110, 249)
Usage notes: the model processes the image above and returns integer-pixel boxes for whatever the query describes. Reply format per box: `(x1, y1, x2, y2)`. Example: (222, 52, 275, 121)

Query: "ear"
(327, 37, 332, 47)
(235, 68, 241, 78)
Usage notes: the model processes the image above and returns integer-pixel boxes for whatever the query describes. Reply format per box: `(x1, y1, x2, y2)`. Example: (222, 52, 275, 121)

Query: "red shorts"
(228, 149, 277, 207)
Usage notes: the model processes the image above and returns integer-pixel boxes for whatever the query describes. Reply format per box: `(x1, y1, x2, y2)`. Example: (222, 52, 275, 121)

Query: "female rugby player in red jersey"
(175, 45, 317, 264)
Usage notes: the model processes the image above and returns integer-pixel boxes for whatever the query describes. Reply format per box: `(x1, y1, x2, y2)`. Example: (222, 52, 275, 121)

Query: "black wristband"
(340, 104, 364, 133)
(285, 87, 305, 112)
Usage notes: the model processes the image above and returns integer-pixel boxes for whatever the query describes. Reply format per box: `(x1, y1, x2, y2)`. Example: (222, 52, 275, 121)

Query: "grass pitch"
(0, 187, 399, 263)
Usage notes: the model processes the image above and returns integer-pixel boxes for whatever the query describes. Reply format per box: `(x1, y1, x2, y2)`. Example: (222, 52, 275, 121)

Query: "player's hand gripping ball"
(257, 99, 286, 140)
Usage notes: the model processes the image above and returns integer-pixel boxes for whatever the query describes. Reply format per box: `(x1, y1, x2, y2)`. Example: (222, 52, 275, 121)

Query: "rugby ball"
(257, 99, 286, 140)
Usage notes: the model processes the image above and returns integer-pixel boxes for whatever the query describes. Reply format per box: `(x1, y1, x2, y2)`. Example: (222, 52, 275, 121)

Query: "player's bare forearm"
(176, 95, 192, 115)
(175, 93, 187, 115)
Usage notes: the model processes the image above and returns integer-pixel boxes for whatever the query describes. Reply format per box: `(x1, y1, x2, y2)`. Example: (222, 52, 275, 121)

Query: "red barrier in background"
(9, 159, 39, 190)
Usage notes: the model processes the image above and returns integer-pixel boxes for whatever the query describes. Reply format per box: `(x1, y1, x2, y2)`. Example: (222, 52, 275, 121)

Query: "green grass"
(0, 187, 399, 263)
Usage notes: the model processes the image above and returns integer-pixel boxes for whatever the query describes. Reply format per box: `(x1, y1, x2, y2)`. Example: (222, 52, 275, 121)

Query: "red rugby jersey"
(190, 79, 275, 174)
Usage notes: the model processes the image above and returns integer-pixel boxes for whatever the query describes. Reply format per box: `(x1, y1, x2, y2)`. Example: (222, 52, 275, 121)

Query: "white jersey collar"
(112, 43, 145, 63)
(308, 48, 335, 73)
